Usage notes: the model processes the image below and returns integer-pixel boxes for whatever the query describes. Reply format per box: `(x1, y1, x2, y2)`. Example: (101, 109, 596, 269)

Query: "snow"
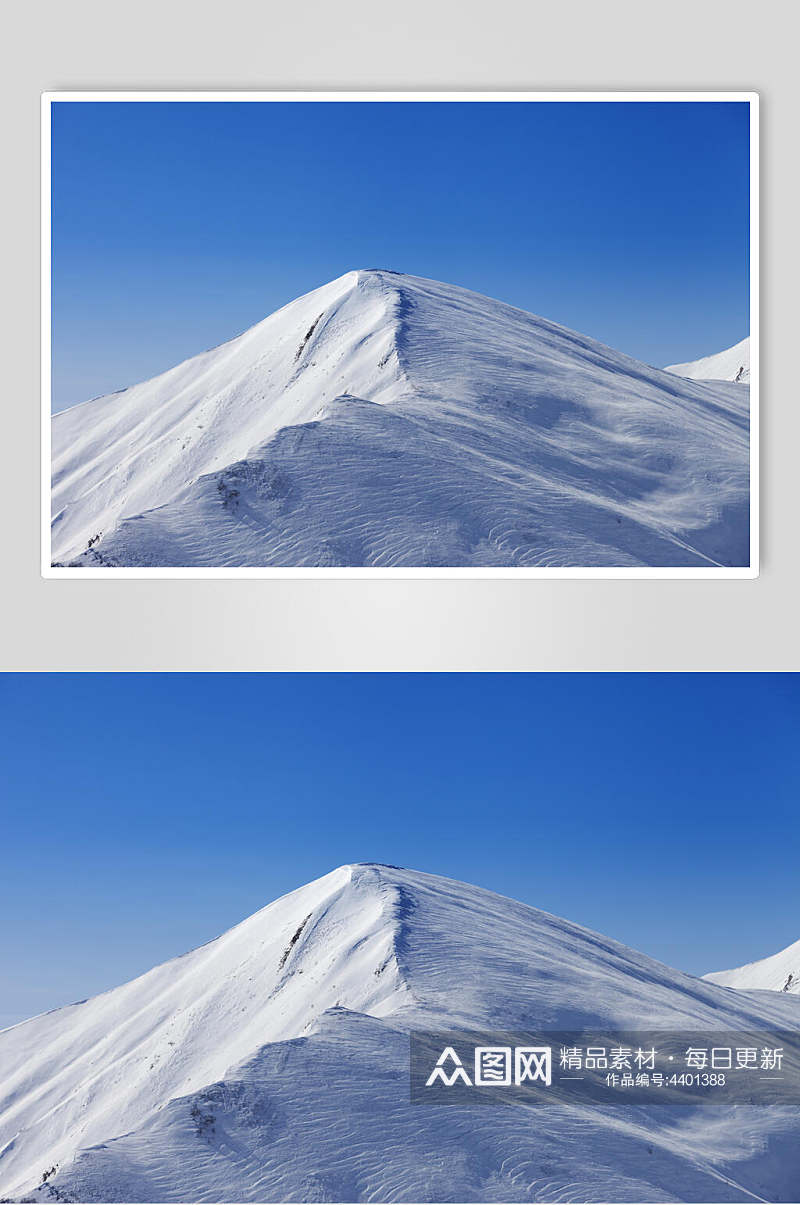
(52, 270, 751, 569)
(2, 864, 798, 1202)
(665, 337, 750, 385)
(704, 937, 800, 995)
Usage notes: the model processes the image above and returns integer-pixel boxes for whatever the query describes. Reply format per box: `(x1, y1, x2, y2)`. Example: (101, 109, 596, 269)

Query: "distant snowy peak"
(665, 336, 750, 384)
(704, 935, 800, 994)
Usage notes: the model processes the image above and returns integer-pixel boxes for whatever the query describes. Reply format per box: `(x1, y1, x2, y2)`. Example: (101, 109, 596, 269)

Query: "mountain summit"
(2, 864, 798, 1202)
(52, 271, 750, 569)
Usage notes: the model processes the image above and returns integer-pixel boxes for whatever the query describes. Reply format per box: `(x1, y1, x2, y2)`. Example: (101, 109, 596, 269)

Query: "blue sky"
(2, 673, 795, 1027)
(51, 100, 750, 412)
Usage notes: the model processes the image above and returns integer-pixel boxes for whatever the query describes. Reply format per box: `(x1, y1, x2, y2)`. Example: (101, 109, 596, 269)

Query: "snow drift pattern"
(52, 271, 751, 569)
(2, 865, 798, 1202)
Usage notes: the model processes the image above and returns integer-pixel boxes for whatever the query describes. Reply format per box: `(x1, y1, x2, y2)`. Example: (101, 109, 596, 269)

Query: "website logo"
(426, 1044, 552, 1087)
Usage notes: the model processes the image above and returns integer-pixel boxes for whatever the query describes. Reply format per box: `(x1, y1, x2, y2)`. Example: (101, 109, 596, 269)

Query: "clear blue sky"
(2, 673, 795, 1028)
(51, 100, 750, 412)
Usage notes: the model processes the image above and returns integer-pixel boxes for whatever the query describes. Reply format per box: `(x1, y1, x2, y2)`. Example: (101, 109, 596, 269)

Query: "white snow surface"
(665, 337, 750, 385)
(52, 270, 751, 569)
(2, 864, 799, 1203)
(705, 937, 800, 995)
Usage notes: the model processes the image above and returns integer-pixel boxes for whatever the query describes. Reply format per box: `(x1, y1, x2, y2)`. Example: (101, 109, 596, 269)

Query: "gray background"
(2, 0, 797, 670)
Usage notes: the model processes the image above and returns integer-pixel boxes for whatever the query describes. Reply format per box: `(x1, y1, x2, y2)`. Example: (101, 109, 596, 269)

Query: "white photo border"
(41, 91, 759, 580)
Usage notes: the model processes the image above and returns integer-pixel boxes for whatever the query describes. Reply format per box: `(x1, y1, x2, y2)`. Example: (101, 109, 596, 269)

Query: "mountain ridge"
(2, 864, 799, 1202)
(51, 271, 750, 569)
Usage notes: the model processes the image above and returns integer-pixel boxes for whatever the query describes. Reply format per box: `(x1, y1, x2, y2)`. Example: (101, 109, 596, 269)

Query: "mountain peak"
(3, 864, 798, 1202)
(52, 271, 750, 569)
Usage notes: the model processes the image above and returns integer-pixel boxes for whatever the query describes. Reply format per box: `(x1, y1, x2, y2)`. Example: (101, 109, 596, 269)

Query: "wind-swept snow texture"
(51, 271, 751, 569)
(705, 937, 800, 995)
(665, 337, 751, 385)
(2, 865, 799, 1203)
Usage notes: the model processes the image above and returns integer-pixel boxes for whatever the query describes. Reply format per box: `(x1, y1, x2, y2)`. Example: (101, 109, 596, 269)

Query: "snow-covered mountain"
(665, 337, 750, 385)
(51, 271, 751, 569)
(705, 937, 800, 995)
(2, 865, 799, 1203)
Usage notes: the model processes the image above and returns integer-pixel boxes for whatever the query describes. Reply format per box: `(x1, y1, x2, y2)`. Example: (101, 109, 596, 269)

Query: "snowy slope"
(704, 937, 800, 995)
(2, 865, 799, 1203)
(52, 271, 751, 569)
(665, 337, 750, 385)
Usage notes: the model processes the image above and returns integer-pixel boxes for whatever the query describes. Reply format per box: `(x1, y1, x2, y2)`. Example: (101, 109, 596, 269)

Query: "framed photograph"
(43, 92, 757, 577)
